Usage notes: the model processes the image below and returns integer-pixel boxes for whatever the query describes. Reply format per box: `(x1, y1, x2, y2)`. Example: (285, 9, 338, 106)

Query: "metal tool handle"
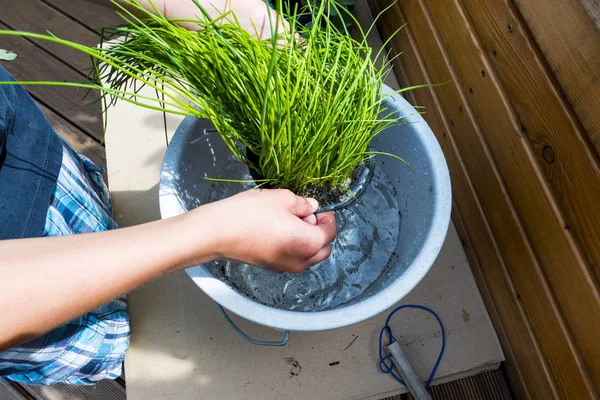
(386, 341, 432, 400)
(218, 305, 290, 346)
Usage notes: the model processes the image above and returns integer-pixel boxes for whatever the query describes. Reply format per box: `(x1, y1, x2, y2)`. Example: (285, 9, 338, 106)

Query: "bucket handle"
(218, 305, 290, 346)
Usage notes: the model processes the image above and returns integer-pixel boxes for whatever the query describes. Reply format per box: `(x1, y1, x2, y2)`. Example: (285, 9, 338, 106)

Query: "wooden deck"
(369, 0, 600, 397)
(0, 1, 512, 398)
(0, 0, 123, 166)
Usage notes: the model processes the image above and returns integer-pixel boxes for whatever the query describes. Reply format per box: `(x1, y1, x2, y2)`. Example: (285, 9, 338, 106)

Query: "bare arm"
(94, 0, 288, 38)
(0, 190, 335, 351)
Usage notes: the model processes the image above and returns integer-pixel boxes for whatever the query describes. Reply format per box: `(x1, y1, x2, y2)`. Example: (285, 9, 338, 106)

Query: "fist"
(204, 189, 337, 272)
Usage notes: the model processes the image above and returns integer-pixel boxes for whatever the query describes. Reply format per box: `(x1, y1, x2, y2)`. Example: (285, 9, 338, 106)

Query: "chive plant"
(0, 0, 418, 198)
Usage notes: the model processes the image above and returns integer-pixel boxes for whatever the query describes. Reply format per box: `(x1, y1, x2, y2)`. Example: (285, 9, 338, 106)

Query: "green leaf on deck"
(0, 49, 17, 61)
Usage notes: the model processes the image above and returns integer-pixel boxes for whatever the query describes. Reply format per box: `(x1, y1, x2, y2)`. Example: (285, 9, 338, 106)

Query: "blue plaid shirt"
(0, 143, 130, 385)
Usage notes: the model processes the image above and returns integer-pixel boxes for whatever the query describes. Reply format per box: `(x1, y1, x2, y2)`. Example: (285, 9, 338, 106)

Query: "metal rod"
(386, 341, 432, 400)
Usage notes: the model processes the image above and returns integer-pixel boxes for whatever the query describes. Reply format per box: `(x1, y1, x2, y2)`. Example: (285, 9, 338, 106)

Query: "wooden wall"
(367, 0, 600, 398)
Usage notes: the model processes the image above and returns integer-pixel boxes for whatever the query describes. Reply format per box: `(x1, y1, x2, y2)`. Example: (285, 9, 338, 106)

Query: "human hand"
(194, 189, 336, 272)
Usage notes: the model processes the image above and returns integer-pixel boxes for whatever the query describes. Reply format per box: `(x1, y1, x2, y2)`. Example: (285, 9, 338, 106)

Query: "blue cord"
(218, 305, 290, 346)
(378, 304, 445, 388)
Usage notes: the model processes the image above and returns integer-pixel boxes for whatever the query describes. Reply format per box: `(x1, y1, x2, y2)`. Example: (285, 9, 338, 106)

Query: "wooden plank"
(0, 381, 29, 400)
(373, 9, 536, 397)
(512, 0, 600, 158)
(461, 0, 600, 310)
(414, 0, 600, 395)
(383, 369, 513, 400)
(366, 12, 523, 399)
(369, 2, 546, 398)
(579, 0, 600, 31)
(38, 103, 106, 169)
(427, 369, 512, 400)
(0, 0, 100, 73)
(375, 6, 553, 399)
(375, 0, 600, 397)
(44, 0, 124, 33)
(0, 22, 104, 141)
(19, 380, 125, 400)
(449, 202, 537, 399)
(450, 209, 531, 400)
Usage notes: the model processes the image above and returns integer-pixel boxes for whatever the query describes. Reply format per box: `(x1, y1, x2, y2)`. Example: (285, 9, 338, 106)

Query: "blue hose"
(378, 304, 446, 388)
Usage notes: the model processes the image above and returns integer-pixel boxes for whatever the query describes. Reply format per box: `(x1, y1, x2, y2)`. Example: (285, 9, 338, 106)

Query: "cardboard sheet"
(103, 84, 504, 399)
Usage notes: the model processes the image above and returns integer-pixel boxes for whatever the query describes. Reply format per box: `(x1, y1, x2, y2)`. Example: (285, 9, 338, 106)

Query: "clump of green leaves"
(0, 0, 414, 197)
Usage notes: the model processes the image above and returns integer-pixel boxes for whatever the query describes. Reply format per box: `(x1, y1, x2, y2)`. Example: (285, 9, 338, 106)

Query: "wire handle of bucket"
(218, 305, 290, 346)
(378, 304, 446, 388)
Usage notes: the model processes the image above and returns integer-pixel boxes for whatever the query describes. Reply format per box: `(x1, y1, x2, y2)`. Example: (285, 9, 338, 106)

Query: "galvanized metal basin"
(159, 86, 452, 331)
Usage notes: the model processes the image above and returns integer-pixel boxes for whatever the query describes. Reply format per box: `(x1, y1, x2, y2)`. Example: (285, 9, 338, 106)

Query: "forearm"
(0, 189, 334, 352)
(100, 0, 283, 37)
(112, 0, 229, 19)
(0, 210, 217, 350)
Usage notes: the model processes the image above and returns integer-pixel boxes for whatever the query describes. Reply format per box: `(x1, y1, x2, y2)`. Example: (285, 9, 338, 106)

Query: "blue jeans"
(0, 66, 62, 240)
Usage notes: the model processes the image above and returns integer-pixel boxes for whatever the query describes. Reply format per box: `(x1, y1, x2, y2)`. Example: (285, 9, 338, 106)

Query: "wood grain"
(404, 0, 595, 396)
(460, 0, 600, 296)
(390, 23, 544, 400)
(17, 380, 125, 400)
(38, 103, 106, 169)
(383, 16, 545, 400)
(579, 0, 600, 31)
(512, 0, 600, 158)
(0, 0, 99, 73)
(422, 0, 599, 395)
(43, 0, 124, 33)
(0, 382, 28, 400)
(371, 1, 551, 397)
(0, 22, 103, 140)
(384, 368, 513, 400)
(372, 0, 600, 397)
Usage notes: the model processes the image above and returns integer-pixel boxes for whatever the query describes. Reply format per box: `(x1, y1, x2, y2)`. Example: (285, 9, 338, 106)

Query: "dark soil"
(302, 185, 346, 205)
(302, 166, 361, 205)
(245, 149, 362, 205)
